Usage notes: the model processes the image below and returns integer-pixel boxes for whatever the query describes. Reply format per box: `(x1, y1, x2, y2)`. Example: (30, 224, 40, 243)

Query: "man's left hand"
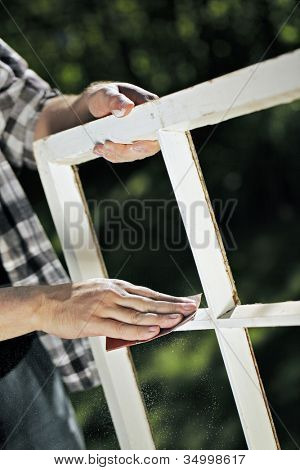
(85, 82, 160, 163)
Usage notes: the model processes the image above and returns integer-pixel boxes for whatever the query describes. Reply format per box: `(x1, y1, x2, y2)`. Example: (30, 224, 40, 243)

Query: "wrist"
(73, 90, 94, 124)
(35, 94, 91, 140)
(33, 283, 74, 335)
(0, 286, 42, 340)
(27, 286, 48, 332)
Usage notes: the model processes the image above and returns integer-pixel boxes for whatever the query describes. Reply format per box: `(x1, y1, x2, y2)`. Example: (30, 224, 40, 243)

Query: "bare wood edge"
(33, 146, 155, 449)
(186, 131, 279, 448)
(72, 165, 108, 278)
(245, 328, 280, 449)
(186, 131, 239, 309)
(71, 165, 156, 447)
(158, 129, 279, 448)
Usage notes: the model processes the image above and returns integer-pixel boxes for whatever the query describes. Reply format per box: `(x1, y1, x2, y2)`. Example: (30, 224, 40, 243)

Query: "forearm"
(34, 93, 93, 140)
(0, 286, 42, 341)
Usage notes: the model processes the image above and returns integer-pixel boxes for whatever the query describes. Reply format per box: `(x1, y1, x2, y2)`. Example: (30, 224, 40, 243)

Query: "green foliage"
(3, 0, 300, 449)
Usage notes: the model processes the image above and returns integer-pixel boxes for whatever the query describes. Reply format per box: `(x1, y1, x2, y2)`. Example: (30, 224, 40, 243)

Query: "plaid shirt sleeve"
(0, 39, 57, 169)
(0, 39, 101, 392)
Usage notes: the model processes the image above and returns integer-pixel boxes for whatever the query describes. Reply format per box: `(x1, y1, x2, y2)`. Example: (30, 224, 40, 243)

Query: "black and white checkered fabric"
(0, 39, 100, 392)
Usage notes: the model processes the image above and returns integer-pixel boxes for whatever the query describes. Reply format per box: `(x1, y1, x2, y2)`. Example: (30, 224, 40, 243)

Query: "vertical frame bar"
(158, 129, 279, 449)
(34, 142, 155, 450)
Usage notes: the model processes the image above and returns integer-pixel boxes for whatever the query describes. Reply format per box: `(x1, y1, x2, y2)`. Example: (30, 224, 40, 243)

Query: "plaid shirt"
(0, 39, 100, 392)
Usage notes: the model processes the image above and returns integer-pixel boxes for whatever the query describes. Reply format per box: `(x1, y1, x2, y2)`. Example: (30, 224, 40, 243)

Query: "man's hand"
(38, 279, 197, 340)
(86, 82, 160, 163)
(0, 280, 198, 341)
(35, 82, 160, 162)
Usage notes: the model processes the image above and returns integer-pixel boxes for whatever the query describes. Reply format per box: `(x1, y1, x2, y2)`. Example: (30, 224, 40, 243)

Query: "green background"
(2, 0, 300, 449)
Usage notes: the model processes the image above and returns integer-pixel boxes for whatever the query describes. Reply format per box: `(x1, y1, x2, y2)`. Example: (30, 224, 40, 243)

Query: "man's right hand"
(35, 279, 197, 341)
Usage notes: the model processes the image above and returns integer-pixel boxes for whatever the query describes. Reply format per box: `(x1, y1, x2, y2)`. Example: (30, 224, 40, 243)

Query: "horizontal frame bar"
(34, 48, 300, 165)
(177, 301, 300, 331)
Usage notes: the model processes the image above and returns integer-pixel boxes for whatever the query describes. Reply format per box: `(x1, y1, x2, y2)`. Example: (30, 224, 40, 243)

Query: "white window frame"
(33, 48, 300, 450)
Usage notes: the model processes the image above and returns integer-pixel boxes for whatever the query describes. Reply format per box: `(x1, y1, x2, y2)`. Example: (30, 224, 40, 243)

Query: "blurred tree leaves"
(2, 0, 300, 450)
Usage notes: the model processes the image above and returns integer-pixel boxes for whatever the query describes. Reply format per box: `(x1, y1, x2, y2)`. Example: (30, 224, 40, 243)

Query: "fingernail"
(148, 326, 159, 332)
(112, 108, 126, 117)
(183, 303, 196, 311)
(168, 314, 180, 319)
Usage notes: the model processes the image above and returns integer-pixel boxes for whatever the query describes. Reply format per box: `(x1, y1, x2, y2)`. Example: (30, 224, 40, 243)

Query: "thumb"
(89, 84, 135, 118)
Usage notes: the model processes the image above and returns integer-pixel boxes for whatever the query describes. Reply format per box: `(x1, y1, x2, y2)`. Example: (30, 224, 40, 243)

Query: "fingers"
(88, 83, 158, 120)
(118, 83, 159, 105)
(116, 293, 197, 316)
(93, 139, 160, 163)
(88, 84, 135, 119)
(88, 83, 158, 118)
(100, 306, 183, 328)
(85, 317, 160, 341)
(119, 282, 198, 304)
